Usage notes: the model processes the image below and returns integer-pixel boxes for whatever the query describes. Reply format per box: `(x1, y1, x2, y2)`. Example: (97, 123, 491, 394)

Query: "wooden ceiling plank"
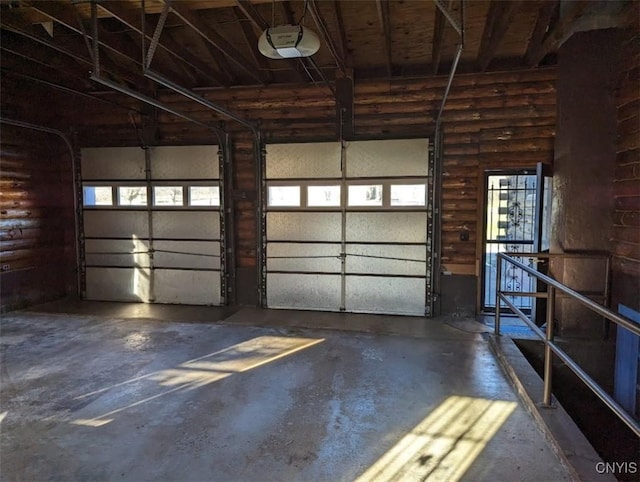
(98, 1, 228, 87)
(375, 0, 393, 77)
(308, 0, 345, 74)
(279, 1, 313, 82)
(524, 1, 559, 67)
(233, 7, 273, 83)
(0, 12, 143, 89)
(477, 0, 521, 72)
(332, 0, 351, 67)
(527, 0, 590, 67)
(236, 0, 269, 30)
(193, 34, 238, 85)
(29, 1, 143, 69)
(432, 0, 454, 76)
(168, 0, 268, 85)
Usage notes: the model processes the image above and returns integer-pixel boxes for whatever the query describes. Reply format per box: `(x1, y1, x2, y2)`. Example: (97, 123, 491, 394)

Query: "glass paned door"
(482, 171, 538, 313)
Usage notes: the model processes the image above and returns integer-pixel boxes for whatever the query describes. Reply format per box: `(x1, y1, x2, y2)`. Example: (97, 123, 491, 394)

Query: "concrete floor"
(1, 302, 574, 481)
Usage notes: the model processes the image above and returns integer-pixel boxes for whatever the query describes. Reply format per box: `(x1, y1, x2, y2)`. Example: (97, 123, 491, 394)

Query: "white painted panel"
(267, 212, 341, 241)
(84, 211, 149, 238)
(154, 241, 220, 269)
(85, 239, 150, 268)
(266, 142, 342, 179)
(85, 267, 151, 302)
(150, 145, 219, 179)
(154, 269, 220, 305)
(267, 243, 341, 272)
(267, 273, 341, 310)
(346, 139, 429, 177)
(346, 212, 426, 243)
(152, 211, 220, 239)
(81, 147, 146, 180)
(346, 276, 425, 315)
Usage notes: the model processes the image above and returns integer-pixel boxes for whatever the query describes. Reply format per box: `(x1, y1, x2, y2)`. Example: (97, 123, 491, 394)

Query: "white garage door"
(81, 145, 222, 305)
(264, 139, 432, 316)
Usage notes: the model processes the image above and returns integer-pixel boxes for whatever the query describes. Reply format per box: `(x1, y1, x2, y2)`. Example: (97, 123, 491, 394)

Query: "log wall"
(0, 124, 76, 311)
(612, 29, 640, 311)
(72, 68, 557, 287)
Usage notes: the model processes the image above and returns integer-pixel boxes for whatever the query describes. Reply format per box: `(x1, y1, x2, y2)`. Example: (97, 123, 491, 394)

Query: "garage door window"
(189, 186, 220, 206)
(83, 186, 113, 206)
(118, 186, 147, 206)
(391, 184, 426, 206)
(268, 186, 300, 207)
(348, 184, 383, 206)
(307, 185, 340, 207)
(154, 186, 184, 206)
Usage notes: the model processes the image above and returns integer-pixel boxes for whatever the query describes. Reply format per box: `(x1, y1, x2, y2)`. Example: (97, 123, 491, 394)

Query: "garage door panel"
(153, 211, 219, 240)
(154, 269, 220, 305)
(267, 243, 341, 272)
(266, 142, 341, 179)
(346, 212, 426, 243)
(345, 276, 425, 315)
(81, 147, 145, 180)
(267, 273, 341, 310)
(150, 146, 218, 179)
(154, 241, 220, 269)
(84, 211, 149, 239)
(86, 267, 151, 302)
(346, 244, 426, 276)
(346, 139, 428, 177)
(267, 212, 341, 241)
(85, 239, 150, 267)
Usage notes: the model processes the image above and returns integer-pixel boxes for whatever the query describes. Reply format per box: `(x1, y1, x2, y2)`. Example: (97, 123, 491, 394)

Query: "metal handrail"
(495, 252, 640, 438)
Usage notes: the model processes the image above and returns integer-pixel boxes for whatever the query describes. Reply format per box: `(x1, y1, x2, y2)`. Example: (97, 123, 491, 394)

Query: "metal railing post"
(542, 285, 556, 407)
(495, 254, 502, 335)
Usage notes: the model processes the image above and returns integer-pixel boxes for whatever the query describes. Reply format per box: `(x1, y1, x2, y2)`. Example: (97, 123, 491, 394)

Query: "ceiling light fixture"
(258, 24, 320, 59)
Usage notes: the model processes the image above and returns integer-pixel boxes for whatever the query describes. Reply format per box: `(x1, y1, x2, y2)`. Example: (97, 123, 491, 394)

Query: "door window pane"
(348, 185, 382, 206)
(189, 186, 220, 206)
(391, 184, 426, 206)
(118, 186, 147, 206)
(308, 185, 340, 207)
(154, 186, 184, 206)
(268, 186, 300, 207)
(83, 186, 113, 206)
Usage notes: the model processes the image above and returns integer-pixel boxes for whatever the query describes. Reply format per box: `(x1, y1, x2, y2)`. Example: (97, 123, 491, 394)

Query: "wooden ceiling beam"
(28, 2, 142, 70)
(233, 7, 273, 84)
(431, 0, 454, 76)
(308, 0, 345, 74)
(376, 0, 393, 77)
(97, 1, 229, 87)
(524, 1, 559, 67)
(0, 12, 142, 89)
(193, 34, 238, 86)
(236, 0, 269, 30)
(477, 0, 521, 72)
(526, 0, 590, 67)
(167, 1, 268, 85)
(332, 0, 351, 67)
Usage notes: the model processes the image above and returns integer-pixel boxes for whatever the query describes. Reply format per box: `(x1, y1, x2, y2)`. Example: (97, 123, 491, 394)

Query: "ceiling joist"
(167, 0, 268, 85)
(477, 0, 521, 72)
(308, 0, 345, 74)
(97, 1, 229, 87)
(376, 0, 393, 77)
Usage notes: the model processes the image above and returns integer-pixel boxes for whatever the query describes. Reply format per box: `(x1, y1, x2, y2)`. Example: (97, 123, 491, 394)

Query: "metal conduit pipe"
(0, 117, 82, 299)
(432, 0, 465, 314)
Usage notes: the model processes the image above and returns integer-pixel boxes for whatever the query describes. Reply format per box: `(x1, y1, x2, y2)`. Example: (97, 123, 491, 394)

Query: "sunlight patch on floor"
(72, 335, 323, 427)
(355, 395, 517, 482)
